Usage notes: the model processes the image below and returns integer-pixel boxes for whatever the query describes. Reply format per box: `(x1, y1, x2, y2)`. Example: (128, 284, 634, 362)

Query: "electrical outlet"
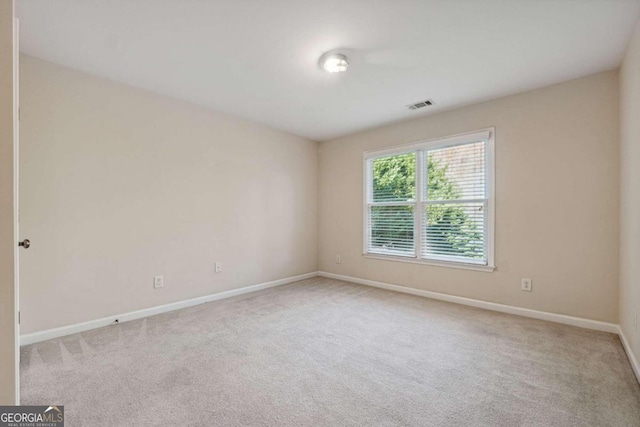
(215, 262, 222, 273)
(336, 255, 341, 264)
(521, 278, 532, 292)
(153, 275, 164, 289)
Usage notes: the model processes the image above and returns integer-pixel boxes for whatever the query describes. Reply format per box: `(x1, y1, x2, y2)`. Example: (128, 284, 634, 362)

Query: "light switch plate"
(154, 275, 164, 289)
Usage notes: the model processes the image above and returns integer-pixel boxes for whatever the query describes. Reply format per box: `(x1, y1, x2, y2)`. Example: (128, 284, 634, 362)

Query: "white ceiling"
(17, 0, 640, 141)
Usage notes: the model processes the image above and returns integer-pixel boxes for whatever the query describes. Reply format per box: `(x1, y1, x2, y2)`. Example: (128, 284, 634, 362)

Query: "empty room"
(1, 0, 640, 425)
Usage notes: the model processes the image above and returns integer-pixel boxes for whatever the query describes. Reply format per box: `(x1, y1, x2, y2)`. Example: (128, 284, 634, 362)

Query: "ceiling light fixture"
(321, 53, 349, 73)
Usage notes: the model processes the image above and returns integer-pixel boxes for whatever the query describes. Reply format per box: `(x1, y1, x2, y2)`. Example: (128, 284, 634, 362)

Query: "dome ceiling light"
(320, 53, 349, 73)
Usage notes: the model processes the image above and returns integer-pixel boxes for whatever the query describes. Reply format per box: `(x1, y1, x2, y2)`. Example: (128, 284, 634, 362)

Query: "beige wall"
(0, 0, 17, 405)
(620, 19, 640, 359)
(319, 71, 620, 323)
(19, 55, 318, 334)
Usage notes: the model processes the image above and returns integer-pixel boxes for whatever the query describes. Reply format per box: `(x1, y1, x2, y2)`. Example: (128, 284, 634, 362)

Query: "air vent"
(406, 99, 434, 110)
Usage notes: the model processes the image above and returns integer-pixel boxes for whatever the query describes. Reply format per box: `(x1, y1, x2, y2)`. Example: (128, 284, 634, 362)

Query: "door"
(13, 16, 21, 404)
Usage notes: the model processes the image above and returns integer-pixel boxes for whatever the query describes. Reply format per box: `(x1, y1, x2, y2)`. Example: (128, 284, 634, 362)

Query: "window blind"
(422, 141, 487, 263)
(367, 152, 416, 256)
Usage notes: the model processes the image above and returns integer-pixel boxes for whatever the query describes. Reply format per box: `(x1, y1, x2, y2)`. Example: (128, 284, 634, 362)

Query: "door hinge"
(18, 311, 20, 325)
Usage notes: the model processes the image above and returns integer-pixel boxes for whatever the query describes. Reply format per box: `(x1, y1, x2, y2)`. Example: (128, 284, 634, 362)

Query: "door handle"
(18, 239, 30, 249)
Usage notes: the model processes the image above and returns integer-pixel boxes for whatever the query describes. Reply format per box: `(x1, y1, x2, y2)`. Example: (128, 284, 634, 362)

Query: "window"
(364, 129, 494, 271)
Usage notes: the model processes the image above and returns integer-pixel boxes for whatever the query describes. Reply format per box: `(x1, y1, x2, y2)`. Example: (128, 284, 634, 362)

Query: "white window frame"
(363, 128, 495, 272)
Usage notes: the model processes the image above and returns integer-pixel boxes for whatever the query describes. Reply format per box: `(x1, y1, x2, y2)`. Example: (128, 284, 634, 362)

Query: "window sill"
(362, 253, 496, 273)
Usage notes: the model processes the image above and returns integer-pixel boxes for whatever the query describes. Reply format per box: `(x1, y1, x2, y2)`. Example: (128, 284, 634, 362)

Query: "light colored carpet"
(21, 277, 640, 426)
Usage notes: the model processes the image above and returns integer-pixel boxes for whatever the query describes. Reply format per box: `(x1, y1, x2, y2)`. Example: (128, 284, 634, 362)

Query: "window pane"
(372, 153, 416, 202)
(369, 205, 414, 254)
(422, 202, 485, 261)
(427, 142, 485, 201)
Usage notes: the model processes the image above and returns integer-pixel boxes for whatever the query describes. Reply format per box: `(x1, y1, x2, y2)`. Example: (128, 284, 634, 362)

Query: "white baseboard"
(618, 327, 640, 384)
(318, 271, 619, 334)
(20, 271, 318, 346)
